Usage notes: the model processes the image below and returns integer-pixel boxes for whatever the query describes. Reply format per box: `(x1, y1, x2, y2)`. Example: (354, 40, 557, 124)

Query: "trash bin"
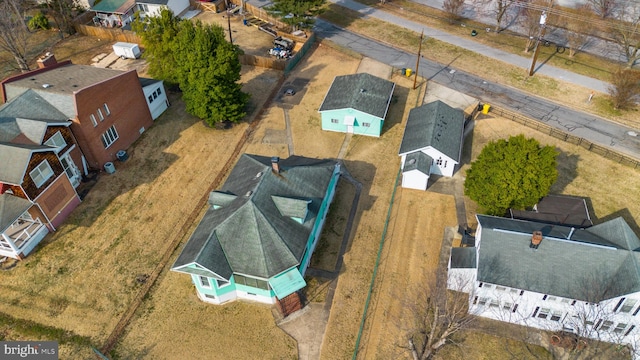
(482, 103, 491, 114)
(471, 30, 478, 36)
(104, 162, 116, 174)
(401, 68, 406, 76)
(243, 19, 248, 26)
(406, 68, 412, 77)
(116, 150, 129, 162)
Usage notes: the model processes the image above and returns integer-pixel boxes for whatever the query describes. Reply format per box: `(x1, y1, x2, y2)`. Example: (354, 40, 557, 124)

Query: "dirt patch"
(195, 11, 276, 57)
(356, 57, 393, 79)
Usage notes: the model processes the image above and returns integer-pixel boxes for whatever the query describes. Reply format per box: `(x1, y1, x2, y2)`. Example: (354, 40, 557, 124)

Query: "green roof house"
(171, 154, 341, 306)
(91, 0, 136, 27)
(398, 101, 465, 190)
(318, 73, 395, 137)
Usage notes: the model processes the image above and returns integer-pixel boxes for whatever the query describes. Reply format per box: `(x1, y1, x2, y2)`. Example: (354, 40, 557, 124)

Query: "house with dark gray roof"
(318, 73, 395, 137)
(510, 194, 593, 228)
(172, 154, 341, 307)
(398, 101, 465, 190)
(448, 214, 640, 349)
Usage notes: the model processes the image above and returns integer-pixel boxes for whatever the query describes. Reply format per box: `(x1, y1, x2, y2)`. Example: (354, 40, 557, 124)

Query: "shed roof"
(402, 151, 432, 175)
(172, 154, 338, 280)
(510, 194, 593, 228)
(450, 247, 477, 269)
(398, 101, 465, 162)
(477, 215, 640, 302)
(318, 73, 395, 119)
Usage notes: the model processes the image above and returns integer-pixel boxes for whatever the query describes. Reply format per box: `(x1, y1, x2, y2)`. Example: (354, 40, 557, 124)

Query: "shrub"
(28, 13, 49, 31)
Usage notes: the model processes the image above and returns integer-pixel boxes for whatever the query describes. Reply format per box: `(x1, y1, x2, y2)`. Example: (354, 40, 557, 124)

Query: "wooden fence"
(239, 54, 286, 70)
(490, 106, 640, 169)
(228, 0, 291, 32)
(75, 23, 141, 43)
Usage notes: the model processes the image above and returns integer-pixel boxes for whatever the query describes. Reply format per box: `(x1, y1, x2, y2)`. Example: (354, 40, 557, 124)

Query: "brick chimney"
(271, 156, 280, 173)
(530, 230, 543, 249)
(37, 53, 57, 69)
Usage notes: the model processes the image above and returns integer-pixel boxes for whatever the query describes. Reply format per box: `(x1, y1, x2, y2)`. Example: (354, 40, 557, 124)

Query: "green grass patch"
(0, 311, 94, 346)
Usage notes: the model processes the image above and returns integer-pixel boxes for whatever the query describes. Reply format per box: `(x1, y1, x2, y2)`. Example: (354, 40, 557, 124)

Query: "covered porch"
(0, 194, 49, 259)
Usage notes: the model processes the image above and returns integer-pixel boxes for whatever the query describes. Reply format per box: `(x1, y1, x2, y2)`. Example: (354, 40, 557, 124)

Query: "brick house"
(1, 54, 154, 171)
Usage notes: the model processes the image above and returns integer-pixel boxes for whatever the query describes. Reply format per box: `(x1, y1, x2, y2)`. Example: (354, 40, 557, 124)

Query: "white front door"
(60, 155, 81, 188)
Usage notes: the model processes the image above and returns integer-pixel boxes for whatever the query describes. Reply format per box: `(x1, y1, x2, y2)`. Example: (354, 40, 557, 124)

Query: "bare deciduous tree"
(586, 0, 618, 19)
(519, 1, 545, 53)
(0, 0, 31, 72)
(443, 0, 466, 24)
(608, 68, 640, 110)
(45, 0, 79, 38)
(564, 4, 593, 57)
(403, 275, 476, 360)
(608, 5, 640, 68)
(475, 0, 520, 32)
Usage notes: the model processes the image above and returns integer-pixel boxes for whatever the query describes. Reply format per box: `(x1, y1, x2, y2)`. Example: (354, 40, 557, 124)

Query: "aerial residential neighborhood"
(0, 0, 639, 359)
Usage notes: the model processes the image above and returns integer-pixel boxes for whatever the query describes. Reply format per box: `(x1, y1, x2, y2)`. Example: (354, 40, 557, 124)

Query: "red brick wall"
(71, 70, 153, 170)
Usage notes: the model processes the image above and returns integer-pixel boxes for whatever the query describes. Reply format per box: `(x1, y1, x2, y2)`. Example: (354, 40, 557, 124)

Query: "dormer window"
(44, 131, 66, 153)
(272, 195, 311, 224)
(30, 160, 54, 188)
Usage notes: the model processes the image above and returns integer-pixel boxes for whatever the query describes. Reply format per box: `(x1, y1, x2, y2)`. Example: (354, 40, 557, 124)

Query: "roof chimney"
(530, 230, 543, 249)
(37, 53, 57, 69)
(271, 156, 280, 173)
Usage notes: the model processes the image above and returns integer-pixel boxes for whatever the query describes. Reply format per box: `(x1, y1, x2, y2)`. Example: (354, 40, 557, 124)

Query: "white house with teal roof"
(171, 154, 341, 306)
(398, 101, 465, 190)
(449, 215, 640, 353)
(318, 73, 395, 137)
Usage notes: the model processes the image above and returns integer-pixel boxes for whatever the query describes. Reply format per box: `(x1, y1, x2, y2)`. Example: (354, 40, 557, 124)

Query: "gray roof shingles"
(173, 154, 338, 280)
(451, 247, 477, 269)
(477, 215, 640, 302)
(0, 143, 51, 184)
(402, 151, 432, 175)
(318, 73, 395, 119)
(0, 194, 33, 231)
(398, 101, 465, 161)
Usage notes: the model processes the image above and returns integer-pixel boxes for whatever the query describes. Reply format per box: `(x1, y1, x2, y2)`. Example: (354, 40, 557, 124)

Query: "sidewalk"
(330, 0, 611, 93)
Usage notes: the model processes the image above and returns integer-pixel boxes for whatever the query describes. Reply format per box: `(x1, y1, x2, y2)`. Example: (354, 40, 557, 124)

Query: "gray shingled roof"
(477, 215, 640, 302)
(137, 0, 169, 4)
(4, 64, 127, 118)
(139, 77, 162, 88)
(0, 143, 52, 184)
(510, 194, 593, 228)
(318, 73, 395, 119)
(0, 194, 33, 231)
(402, 151, 432, 175)
(450, 247, 477, 269)
(0, 89, 69, 123)
(398, 101, 465, 162)
(172, 154, 338, 280)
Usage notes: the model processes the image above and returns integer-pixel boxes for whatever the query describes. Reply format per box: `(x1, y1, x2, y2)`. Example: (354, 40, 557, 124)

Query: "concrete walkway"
(329, 0, 611, 93)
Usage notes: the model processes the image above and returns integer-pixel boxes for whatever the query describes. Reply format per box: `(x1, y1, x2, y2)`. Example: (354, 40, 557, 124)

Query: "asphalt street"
(314, 19, 640, 159)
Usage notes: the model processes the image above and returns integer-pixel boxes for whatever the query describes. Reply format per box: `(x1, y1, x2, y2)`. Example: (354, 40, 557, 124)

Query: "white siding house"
(140, 78, 169, 120)
(449, 214, 640, 355)
(398, 101, 465, 190)
(136, 0, 190, 17)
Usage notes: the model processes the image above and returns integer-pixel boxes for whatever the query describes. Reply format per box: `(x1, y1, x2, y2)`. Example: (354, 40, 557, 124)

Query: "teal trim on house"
(269, 268, 306, 298)
(320, 109, 384, 137)
(172, 154, 342, 305)
(319, 73, 395, 138)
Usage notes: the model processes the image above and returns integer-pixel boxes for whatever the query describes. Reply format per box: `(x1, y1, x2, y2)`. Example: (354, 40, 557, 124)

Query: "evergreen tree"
(175, 21, 249, 125)
(464, 135, 559, 216)
(132, 10, 249, 125)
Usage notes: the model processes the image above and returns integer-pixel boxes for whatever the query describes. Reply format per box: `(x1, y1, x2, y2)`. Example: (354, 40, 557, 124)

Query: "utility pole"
(227, 11, 233, 45)
(413, 29, 424, 90)
(528, 0, 554, 76)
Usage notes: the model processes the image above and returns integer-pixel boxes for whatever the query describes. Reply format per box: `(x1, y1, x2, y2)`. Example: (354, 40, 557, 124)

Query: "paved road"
(314, 19, 640, 159)
(329, 0, 612, 93)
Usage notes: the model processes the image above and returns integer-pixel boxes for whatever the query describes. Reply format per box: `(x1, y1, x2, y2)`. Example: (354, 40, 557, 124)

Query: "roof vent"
(42, 84, 52, 89)
(407, 158, 416, 165)
(530, 230, 543, 250)
(360, 88, 366, 93)
(245, 190, 253, 197)
(255, 171, 263, 178)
